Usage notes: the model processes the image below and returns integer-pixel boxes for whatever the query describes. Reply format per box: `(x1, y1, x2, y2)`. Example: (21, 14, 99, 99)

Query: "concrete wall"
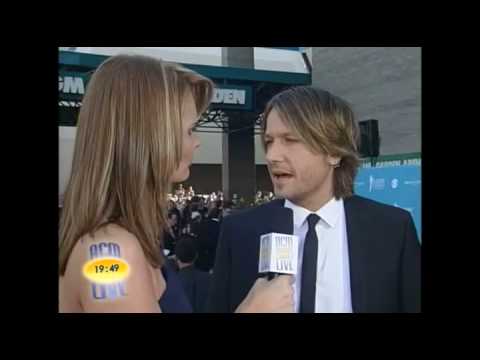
(311, 47, 421, 155)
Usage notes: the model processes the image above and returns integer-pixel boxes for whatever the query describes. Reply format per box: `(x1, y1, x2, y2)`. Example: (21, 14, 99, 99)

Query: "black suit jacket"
(207, 195, 421, 313)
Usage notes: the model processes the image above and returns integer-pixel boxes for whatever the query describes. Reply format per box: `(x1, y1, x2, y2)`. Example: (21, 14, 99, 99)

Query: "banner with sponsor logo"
(354, 153, 421, 242)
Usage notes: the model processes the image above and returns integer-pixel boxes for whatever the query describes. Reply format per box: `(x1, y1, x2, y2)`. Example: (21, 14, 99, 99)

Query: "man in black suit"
(175, 234, 212, 313)
(207, 86, 421, 313)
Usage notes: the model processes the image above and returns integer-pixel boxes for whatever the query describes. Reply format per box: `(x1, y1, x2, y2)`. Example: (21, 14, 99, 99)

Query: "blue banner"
(354, 165, 421, 242)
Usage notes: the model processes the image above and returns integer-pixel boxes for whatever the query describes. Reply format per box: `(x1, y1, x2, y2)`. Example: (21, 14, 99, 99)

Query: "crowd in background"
(163, 184, 275, 268)
(162, 184, 275, 312)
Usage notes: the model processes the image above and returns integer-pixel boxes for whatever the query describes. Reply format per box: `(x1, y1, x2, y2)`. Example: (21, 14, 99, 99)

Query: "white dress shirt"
(284, 197, 353, 313)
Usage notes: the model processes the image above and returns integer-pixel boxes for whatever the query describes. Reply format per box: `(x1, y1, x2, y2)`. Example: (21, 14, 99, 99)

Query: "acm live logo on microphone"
(259, 233, 299, 275)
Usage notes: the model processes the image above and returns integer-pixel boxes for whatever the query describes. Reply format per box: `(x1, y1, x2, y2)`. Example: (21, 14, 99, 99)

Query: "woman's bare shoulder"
(74, 224, 161, 312)
(75, 224, 146, 261)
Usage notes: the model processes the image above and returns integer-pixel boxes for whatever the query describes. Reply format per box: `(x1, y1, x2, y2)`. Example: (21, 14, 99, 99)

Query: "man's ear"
(327, 155, 341, 168)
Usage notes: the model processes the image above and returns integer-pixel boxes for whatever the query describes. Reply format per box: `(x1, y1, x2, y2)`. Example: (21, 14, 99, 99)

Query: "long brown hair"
(59, 54, 214, 275)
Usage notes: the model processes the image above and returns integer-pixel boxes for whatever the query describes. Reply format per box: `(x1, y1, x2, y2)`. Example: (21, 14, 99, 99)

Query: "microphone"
(258, 206, 299, 280)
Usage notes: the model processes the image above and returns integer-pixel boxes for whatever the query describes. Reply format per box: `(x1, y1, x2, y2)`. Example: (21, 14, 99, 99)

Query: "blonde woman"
(59, 54, 214, 312)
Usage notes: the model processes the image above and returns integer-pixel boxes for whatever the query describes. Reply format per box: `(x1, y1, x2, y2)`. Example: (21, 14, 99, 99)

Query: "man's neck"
(290, 193, 336, 212)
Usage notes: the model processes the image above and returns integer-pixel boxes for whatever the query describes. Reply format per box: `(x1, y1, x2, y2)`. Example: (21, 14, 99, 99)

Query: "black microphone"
(258, 206, 298, 280)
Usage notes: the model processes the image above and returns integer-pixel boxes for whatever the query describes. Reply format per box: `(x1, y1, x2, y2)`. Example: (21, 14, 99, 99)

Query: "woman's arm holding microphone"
(235, 275, 294, 313)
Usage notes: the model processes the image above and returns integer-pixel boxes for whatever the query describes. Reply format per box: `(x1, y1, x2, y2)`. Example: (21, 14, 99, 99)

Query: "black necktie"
(300, 213, 320, 313)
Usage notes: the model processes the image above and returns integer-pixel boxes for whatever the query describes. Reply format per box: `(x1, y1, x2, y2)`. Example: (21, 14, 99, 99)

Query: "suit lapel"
(250, 199, 290, 275)
(257, 199, 288, 234)
(344, 196, 368, 313)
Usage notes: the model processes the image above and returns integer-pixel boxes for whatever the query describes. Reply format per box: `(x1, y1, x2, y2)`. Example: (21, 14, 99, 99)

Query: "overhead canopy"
(58, 49, 311, 131)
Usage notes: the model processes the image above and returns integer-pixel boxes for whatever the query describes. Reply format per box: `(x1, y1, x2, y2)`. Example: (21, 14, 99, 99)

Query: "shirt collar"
(284, 197, 343, 229)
